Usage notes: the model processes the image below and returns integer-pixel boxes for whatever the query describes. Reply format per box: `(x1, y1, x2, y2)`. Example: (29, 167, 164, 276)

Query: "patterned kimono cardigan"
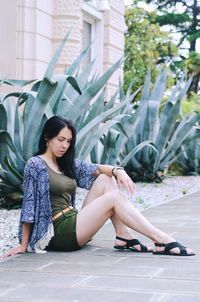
(18, 156, 98, 253)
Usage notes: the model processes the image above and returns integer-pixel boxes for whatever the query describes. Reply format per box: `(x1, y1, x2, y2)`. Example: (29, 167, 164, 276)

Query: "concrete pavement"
(0, 191, 200, 302)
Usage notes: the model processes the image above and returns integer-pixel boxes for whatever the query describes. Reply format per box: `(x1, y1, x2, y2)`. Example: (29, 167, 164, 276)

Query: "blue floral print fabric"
(18, 156, 98, 252)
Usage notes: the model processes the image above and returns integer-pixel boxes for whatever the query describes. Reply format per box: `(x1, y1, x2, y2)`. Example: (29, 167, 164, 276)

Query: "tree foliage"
(146, 0, 200, 52)
(124, 3, 178, 96)
(145, 0, 200, 93)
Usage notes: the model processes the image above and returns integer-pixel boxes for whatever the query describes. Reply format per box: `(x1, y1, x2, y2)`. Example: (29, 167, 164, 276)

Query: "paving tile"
(82, 275, 200, 294)
(0, 245, 100, 264)
(52, 253, 126, 265)
(157, 266, 200, 281)
(0, 286, 155, 302)
(0, 283, 23, 298)
(0, 259, 52, 272)
(160, 294, 200, 302)
(0, 271, 86, 286)
(40, 261, 161, 277)
(119, 255, 200, 268)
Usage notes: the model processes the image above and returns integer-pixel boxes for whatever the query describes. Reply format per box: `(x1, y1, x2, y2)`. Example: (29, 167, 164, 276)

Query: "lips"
(59, 150, 66, 154)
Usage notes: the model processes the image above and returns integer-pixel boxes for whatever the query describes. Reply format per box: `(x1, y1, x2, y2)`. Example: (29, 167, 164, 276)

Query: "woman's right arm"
(2, 222, 33, 258)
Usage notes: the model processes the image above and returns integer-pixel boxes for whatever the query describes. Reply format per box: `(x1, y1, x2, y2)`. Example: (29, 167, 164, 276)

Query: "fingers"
(116, 170, 135, 194)
(3, 250, 17, 258)
(2, 252, 13, 258)
(128, 180, 135, 194)
(2, 246, 26, 258)
(118, 180, 123, 191)
(125, 179, 135, 194)
(118, 177, 135, 194)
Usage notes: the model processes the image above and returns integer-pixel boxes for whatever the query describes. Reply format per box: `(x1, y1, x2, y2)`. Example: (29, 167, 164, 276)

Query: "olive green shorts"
(47, 209, 80, 251)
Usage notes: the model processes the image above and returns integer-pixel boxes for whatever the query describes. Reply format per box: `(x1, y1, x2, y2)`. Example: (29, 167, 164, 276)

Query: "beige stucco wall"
(52, 0, 83, 75)
(0, 0, 125, 100)
(103, 0, 125, 99)
(0, 0, 17, 79)
(16, 0, 53, 80)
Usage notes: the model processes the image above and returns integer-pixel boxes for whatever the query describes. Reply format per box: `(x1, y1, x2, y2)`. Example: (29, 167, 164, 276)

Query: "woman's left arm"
(94, 164, 135, 194)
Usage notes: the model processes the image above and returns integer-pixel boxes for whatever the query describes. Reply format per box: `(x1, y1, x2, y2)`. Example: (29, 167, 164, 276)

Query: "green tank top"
(45, 163, 77, 217)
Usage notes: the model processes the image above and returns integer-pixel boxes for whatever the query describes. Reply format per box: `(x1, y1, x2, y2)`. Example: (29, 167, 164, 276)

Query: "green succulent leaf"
(0, 79, 36, 87)
(76, 99, 128, 142)
(0, 130, 21, 156)
(77, 120, 122, 160)
(68, 57, 124, 121)
(121, 141, 158, 167)
(23, 77, 58, 159)
(44, 29, 71, 78)
(0, 104, 7, 130)
(65, 42, 93, 76)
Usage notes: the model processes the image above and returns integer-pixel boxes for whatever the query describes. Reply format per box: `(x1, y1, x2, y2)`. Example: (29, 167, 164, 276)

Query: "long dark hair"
(35, 116, 76, 178)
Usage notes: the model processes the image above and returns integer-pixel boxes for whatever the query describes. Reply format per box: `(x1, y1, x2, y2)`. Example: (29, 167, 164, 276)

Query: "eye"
(58, 138, 64, 142)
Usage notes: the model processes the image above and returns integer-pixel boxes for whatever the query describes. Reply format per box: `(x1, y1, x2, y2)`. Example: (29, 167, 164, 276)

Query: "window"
(82, 21, 92, 70)
(81, 2, 103, 75)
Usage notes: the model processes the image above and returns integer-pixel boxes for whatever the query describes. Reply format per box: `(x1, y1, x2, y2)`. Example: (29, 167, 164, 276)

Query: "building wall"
(16, 0, 53, 80)
(103, 0, 125, 100)
(0, 0, 125, 99)
(0, 0, 17, 80)
(52, 0, 83, 75)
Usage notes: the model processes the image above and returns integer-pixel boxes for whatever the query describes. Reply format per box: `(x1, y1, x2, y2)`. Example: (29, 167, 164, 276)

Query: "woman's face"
(47, 126, 73, 158)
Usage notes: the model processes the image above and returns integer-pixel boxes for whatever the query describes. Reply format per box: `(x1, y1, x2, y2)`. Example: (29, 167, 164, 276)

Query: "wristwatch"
(112, 166, 124, 177)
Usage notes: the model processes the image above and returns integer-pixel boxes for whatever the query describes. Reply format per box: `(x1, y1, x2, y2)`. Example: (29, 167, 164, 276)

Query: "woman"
(4, 116, 195, 257)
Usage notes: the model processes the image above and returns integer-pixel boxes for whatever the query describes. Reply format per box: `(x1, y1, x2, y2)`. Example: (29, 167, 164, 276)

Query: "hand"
(2, 244, 27, 258)
(116, 169, 135, 194)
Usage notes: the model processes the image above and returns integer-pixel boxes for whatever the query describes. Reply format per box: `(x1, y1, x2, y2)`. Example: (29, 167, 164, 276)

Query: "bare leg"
(81, 174, 151, 251)
(76, 176, 194, 255)
(82, 174, 132, 235)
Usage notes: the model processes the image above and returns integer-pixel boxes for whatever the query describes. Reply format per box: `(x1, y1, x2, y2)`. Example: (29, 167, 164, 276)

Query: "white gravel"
(0, 175, 200, 258)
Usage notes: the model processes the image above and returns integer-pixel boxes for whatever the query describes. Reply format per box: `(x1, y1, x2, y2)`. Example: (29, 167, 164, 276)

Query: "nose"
(62, 141, 69, 148)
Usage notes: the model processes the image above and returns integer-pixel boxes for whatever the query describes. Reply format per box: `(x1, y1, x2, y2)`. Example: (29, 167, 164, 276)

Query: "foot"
(115, 236, 153, 252)
(154, 240, 195, 256)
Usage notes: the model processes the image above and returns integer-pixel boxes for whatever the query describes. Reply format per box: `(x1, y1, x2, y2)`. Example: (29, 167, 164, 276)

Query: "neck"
(42, 150, 57, 164)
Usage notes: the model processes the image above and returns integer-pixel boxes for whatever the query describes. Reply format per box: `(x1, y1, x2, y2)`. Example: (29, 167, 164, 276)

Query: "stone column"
(0, 0, 17, 81)
(16, 0, 53, 80)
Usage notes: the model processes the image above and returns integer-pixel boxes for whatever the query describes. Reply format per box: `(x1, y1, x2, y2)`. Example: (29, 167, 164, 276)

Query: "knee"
(106, 189, 128, 204)
(97, 173, 116, 187)
(97, 173, 112, 182)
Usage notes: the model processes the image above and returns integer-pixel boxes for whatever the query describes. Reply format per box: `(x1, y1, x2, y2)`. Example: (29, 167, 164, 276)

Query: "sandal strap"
(155, 241, 187, 255)
(165, 242, 187, 255)
(116, 236, 148, 252)
(155, 243, 167, 247)
(136, 242, 148, 252)
(116, 236, 129, 242)
(116, 236, 140, 245)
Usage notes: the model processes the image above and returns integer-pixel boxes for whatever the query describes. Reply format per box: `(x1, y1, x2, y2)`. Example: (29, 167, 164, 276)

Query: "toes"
(132, 244, 141, 251)
(171, 247, 194, 255)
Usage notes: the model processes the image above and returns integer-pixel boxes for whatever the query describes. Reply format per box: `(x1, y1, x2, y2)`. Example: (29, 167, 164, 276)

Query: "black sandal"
(114, 236, 152, 253)
(153, 242, 195, 256)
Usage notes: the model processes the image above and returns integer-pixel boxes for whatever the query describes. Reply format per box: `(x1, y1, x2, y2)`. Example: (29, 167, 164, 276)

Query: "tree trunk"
(189, 40, 196, 52)
(189, 0, 198, 53)
(191, 72, 200, 94)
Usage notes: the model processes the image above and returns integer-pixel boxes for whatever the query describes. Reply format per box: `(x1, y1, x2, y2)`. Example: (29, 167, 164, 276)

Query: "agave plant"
(89, 78, 156, 166)
(121, 68, 200, 181)
(0, 30, 129, 208)
(92, 67, 200, 181)
(176, 125, 200, 175)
